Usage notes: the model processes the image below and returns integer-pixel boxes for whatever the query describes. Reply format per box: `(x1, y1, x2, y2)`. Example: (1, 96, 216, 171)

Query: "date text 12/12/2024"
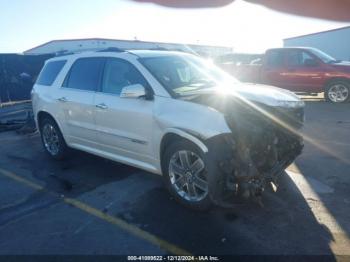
(127, 256, 220, 261)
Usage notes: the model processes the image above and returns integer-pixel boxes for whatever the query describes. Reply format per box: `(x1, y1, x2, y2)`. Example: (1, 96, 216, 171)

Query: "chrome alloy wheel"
(328, 84, 349, 103)
(168, 150, 209, 202)
(42, 123, 60, 156)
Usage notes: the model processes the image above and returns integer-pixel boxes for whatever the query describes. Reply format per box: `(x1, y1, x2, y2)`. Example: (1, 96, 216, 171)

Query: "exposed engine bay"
(184, 93, 304, 206)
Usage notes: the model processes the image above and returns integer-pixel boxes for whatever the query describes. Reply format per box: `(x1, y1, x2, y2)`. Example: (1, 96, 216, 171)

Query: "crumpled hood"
(232, 83, 301, 106)
(181, 82, 303, 108)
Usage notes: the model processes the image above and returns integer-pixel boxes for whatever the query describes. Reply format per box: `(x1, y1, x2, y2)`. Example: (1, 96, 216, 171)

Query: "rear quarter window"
(36, 60, 66, 86)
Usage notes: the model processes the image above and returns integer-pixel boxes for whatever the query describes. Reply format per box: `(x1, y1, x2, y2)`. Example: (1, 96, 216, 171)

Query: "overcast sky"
(0, 0, 348, 53)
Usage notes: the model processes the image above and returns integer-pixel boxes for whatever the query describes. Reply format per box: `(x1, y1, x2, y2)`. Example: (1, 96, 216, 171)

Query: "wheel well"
(37, 111, 56, 128)
(160, 132, 203, 173)
(325, 78, 350, 89)
(160, 133, 184, 161)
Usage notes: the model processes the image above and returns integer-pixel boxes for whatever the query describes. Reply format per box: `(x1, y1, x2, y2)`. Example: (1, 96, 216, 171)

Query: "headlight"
(276, 100, 305, 108)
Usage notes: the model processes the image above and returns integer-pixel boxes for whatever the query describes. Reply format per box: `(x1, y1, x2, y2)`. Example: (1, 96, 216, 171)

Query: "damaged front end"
(195, 95, 304, 206)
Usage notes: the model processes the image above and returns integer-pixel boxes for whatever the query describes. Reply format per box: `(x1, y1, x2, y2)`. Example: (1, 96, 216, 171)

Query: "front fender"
(162, 128, 209, 153)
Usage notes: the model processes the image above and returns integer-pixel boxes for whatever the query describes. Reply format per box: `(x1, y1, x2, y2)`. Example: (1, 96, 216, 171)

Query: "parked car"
(32, 49, 304, 210)
(228, 47, 350, 103)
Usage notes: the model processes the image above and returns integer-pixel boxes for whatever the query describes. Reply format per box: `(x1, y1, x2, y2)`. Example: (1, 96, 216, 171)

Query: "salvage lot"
(0, 100, 349, 257)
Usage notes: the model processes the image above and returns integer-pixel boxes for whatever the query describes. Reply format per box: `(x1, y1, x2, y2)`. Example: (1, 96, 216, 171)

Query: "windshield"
(308, 48, 337, 63)
(139, 54, 239, 96)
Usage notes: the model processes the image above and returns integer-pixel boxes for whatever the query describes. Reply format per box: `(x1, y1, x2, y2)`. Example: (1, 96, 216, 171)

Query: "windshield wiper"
(188, 79, 216, 87)
(173, 84, 216, 96)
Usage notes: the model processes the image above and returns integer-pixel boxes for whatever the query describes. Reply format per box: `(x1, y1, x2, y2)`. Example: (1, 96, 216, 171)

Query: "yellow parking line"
(0, 168, 44, 191)
(0, 168, 191, 255)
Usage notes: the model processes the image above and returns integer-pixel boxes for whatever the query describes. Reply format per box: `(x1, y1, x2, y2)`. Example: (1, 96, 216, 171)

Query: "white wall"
(284, 27, 350, 61)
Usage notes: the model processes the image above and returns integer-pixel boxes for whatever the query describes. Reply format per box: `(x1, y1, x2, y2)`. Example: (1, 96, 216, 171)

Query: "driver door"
(283, 50, 323, 92)
(94, 58, 155, 164)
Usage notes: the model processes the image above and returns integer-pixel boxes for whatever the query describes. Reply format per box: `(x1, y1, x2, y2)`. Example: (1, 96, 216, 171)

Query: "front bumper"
(204, 104, 304, 205)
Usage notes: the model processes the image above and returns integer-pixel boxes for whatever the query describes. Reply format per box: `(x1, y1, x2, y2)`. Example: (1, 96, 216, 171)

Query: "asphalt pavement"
(0, 101, 349, 259)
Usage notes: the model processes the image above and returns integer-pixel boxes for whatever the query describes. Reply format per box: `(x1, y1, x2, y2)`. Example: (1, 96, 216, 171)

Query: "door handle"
(96, 103, 108, 109)
(57, 97, 68, 102)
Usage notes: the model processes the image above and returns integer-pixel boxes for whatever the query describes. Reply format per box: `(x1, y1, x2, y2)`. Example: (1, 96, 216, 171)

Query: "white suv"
(32, 49, 304, 210)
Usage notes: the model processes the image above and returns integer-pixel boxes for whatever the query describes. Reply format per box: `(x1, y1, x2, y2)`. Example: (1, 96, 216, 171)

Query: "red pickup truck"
(225, 47, 350, 103)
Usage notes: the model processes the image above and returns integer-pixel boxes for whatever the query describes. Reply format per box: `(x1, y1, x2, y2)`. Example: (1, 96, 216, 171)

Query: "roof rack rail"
(98, 47, 125, 52)
(54, 51, 76, 57)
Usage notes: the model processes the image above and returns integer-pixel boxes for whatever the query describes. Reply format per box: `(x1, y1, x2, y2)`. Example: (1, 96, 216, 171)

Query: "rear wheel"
(40, 117, 68, 160)
(325, 81, 350, 103)
(162, 140, 212, 210)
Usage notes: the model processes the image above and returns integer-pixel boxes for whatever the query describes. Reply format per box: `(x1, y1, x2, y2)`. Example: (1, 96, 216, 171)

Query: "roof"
(284, 26, 350, 41)
(267, 47, 316, 51)
(24, 38, 232, 54)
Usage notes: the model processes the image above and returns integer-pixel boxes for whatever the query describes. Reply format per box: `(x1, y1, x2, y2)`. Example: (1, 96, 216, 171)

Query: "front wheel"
(325, 81, 350, 103)
(162, 140, 212, 210)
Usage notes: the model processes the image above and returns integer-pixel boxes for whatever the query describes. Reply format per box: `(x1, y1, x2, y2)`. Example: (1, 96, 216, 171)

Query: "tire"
(162, 140, 212, 211)
(325, 81, 350, 103)
(39, 117, 68, 160)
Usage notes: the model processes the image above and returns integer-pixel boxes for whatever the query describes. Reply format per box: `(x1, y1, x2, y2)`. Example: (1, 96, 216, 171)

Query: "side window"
(287, 51, 315, 67)
(266, 50, 284, 67)
(64, 57, 105, 91)
(101, 58, 148, 95)
(36, 60, 66, 86)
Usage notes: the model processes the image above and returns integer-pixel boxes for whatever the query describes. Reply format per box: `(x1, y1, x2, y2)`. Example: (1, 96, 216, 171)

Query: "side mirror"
(120, 84, 147, 99)
(304, 59, 318, 67)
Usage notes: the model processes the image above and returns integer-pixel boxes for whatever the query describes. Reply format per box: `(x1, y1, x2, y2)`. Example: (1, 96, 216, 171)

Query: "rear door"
(59, 57, 105, 148)
(261, 49, 288, 88)
(94, 57, 155, 164)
